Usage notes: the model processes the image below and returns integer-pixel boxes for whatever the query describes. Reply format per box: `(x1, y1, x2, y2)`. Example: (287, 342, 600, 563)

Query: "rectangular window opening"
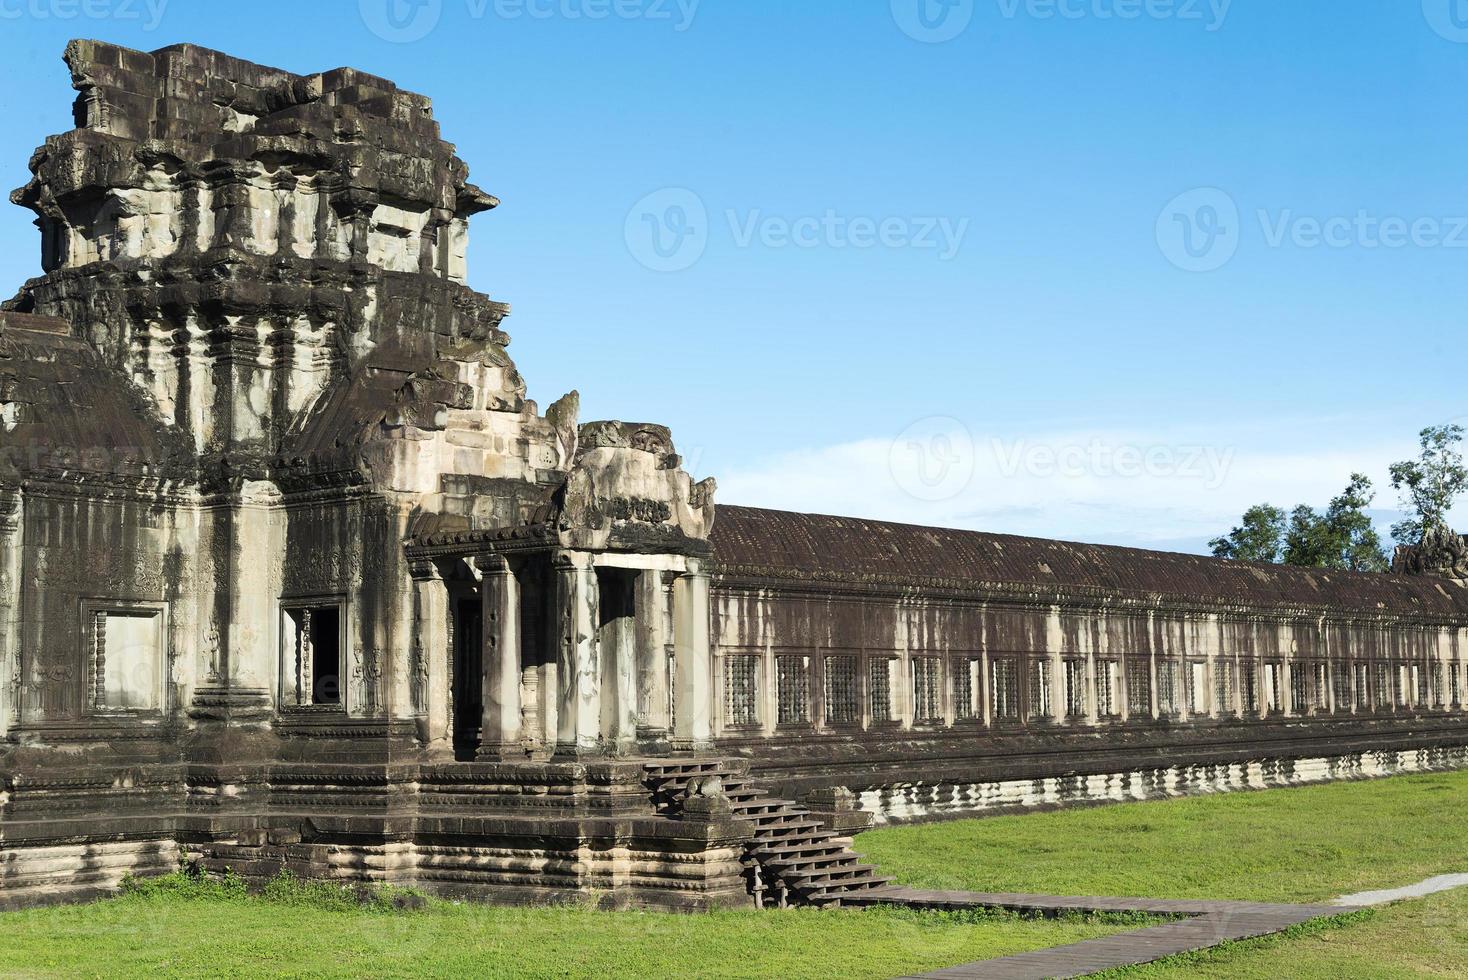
(287, 605, 342, 706)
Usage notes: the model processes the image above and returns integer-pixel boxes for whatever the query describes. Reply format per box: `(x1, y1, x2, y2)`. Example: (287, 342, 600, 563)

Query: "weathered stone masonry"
(0, 40, 1466, 910)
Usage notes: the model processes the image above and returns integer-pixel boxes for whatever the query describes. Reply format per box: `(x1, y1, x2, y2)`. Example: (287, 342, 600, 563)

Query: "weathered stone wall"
(706, 507, 1468, 817)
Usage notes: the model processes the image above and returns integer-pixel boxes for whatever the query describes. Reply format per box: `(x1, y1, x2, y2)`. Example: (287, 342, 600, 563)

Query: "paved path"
(1333, 872, 1468, 906)
(847, 888, 1358, 979)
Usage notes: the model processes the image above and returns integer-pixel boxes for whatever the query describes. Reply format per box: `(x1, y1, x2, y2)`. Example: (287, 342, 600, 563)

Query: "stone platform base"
(0, 759, 753, 912)
(858, 744, 1468, 825)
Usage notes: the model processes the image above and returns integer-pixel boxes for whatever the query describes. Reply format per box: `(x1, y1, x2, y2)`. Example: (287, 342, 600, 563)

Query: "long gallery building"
(2, 40, 1467, 910)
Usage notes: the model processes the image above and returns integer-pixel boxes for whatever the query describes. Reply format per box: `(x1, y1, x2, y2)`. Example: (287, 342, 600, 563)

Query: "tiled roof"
(711, 505, 1468, 615)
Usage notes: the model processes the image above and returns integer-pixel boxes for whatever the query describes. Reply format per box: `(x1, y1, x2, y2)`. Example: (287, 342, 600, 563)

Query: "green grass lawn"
(2, 770, 1465, 978)
(1100, 889, 1468, 978)
(861, 769, 1468, 977)
(0, 877, 1126, 980)
(861, 769, 1468, 903)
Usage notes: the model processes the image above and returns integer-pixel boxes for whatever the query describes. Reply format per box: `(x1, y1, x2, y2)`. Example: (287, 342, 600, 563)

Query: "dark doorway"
(453, 598, 483, 761)
(596, 568, 638, 744)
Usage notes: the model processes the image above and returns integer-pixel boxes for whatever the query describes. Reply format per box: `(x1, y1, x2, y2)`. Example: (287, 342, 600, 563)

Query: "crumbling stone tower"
(0, 40, 742, 909)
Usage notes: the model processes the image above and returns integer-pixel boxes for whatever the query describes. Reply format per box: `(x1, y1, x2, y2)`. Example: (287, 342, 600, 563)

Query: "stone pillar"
(0, 489, 21, 736)
(409, 560, 451, 747)
(191, 485, 276, 720)
(554, 552, 600, 757)
(477, 556, 524, 758)
(635, 570, 672, 742)
(595, 568, 638, 754)
(1084, 650, 1099, 725)
(672, 558, 713, 751)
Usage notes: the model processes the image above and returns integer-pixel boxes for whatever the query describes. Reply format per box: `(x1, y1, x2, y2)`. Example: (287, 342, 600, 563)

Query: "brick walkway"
(846, 888, 1359, 979)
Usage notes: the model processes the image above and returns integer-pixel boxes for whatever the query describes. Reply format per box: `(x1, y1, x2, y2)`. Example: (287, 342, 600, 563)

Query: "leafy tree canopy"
(1389, 424, 1468, 546)
(1212, 474, 1387, 572)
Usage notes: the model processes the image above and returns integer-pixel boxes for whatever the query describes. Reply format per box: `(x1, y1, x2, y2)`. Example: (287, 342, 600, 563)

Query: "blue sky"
(0, 0, 1464, 553)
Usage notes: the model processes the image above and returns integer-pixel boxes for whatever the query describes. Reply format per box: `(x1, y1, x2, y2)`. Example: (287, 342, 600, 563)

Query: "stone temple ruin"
(2, 40, 1468, 910)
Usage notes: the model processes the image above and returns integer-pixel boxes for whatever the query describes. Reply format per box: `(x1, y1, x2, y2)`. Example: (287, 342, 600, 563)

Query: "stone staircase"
(643, 760, 890, 908)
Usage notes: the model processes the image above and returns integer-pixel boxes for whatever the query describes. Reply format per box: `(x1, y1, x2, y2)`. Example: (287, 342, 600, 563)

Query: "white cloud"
(717, 417, 1430, 554)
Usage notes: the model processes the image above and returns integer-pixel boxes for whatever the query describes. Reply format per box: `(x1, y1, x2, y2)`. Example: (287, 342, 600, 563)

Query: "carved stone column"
(554, 552, 600, 757)
(672, 559, 713, 751)
(191, 484, 275, 721)
(477, 556, 523, 759)
(635, 570, 672, 744)
(0, 488, 21, 736)
(409, 560, 450, 747)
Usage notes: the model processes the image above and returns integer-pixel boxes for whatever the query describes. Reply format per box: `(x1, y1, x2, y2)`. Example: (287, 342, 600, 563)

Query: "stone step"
(757, 837, 835, 856)
(641, 758, 885, 909)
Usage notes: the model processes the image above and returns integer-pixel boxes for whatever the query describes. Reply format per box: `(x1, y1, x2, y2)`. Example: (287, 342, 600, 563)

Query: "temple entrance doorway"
(452, 597, 483, 761)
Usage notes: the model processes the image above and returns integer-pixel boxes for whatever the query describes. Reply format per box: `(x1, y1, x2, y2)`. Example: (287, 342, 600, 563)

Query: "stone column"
(635, 570, 672, 743)
(409, 560, 451, 746)
(672, 558, 713, 751)
(191, 485, 276, 720)
(554, 552, 600, 757)
(0, 489, 21, 736)
(1084, 650, 1099, 725)
(477, 556, 523, 759)
(597, 568, 638, 755)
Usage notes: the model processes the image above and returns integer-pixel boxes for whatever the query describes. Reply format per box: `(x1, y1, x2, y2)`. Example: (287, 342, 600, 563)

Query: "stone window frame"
(1262, 660, 1285, 715)
(1094, 658, 1120, 719)
(774, 652, 813, 730)
(1353, 660, 1371, 710)
(868, 654, 901, 728)
(1241, 656, 1260, 716)
(909, 655, 945, 727)
(1125, 654, 1152, 717)
(821, 653, 862, 730)
(279, 594, 350, 714)
(719, 650, 762, 733)
(952, 655, 984, 725)
(81, 598, 169, 718)
(1157, 658, 1183, 717)
(1331, 659, 1352, 713)
(1061, 657, 1088, 720)
(1373, 661, 1392, 710)
(990, 656, 1022, 725)
(1214, 656, 1237, 717)
(1187, 659, 1208, 717)
(1026, 655, 1052, 723)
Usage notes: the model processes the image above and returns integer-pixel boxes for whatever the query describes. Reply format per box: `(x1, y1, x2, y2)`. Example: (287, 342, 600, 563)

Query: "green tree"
(1389, 424, 1468, 545)
(1282, 473, 1388, 572)
(1210, 504, 1286, 563)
